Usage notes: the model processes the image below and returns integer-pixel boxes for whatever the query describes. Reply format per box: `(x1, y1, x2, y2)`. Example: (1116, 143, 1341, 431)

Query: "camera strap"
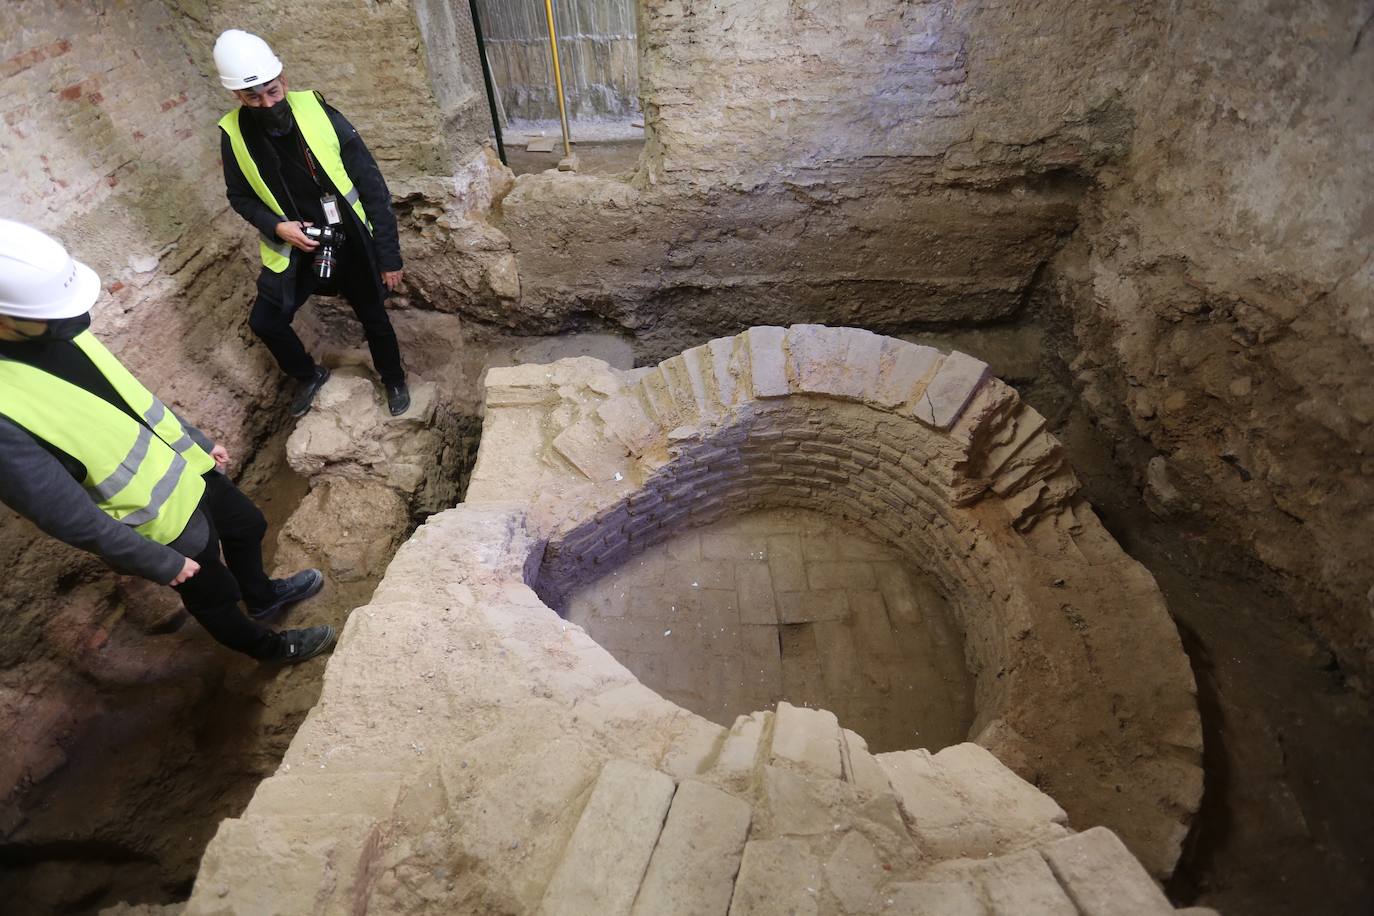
(296, 133, 342, 226)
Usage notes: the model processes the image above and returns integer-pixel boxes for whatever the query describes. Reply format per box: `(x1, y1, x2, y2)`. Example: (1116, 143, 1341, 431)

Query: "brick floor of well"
(564, 507, 974, 753)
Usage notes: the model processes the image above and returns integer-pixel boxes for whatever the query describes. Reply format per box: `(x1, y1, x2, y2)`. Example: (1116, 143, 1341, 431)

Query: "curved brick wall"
(475, 325, 1201, 876)
(183, 327, 1207, 913)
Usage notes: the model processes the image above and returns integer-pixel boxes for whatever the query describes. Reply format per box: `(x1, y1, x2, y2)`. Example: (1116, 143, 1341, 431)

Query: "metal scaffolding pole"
(543, 0, 573, 158)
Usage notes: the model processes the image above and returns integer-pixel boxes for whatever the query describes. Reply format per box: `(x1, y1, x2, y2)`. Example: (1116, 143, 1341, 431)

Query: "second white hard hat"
(213, 29, 283, 91)
(0, 219, 101, 320)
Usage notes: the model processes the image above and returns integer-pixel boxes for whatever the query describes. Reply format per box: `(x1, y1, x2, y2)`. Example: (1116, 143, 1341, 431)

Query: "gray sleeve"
(0, 419, 188, 584)
(171, 407, 216, 453)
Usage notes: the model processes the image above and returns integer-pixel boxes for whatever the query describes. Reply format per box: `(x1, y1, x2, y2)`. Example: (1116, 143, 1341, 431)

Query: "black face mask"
(246, 100, 295, 135)
(12, 311, 92, 342)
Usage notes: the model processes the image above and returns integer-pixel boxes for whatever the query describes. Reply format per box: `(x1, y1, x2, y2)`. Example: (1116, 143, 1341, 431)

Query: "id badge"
(320, 193, 342, 226)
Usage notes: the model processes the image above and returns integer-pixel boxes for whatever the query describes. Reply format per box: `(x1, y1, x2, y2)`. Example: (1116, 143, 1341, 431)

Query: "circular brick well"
(555, 505, 977, 753)
(512, 326, 1204, 875)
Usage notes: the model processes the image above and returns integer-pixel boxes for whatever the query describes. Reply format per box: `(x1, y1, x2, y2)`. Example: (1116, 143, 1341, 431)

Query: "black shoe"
(290, 365, 331, 417)
(248, 568, 324, 622)
(269, 625, 337, 664)
(386, 380, 410, 416)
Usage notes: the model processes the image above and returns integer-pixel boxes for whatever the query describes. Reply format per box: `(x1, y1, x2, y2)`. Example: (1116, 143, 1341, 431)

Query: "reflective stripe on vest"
(0, 331, 215, 546)
(218, 90, 372, 274)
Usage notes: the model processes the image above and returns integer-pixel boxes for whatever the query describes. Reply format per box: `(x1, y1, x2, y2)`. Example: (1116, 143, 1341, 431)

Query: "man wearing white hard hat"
(212, 29, 410, 418)
(0, 219, 335, 664)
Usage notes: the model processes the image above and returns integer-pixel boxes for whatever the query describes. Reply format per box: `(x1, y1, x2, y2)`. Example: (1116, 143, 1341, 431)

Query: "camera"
(302, 225, 345, 281)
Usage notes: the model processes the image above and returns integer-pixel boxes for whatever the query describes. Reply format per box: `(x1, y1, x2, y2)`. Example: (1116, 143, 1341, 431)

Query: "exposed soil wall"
(0, 0, 487, 876)
(1058, 0, 1374, 686)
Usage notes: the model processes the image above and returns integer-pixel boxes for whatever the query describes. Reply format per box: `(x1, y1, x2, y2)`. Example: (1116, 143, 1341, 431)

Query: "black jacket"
(0, 338, 218, 584)
(220, 93, 401, 313)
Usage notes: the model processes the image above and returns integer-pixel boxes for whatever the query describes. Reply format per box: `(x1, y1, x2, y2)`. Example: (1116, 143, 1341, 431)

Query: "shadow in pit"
(1166, 616, 1232, 904)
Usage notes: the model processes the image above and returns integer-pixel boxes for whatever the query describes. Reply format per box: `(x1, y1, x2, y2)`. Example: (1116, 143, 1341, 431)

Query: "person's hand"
(275, 220, 319, 253)
(170, 557, 201, 586)
(210, 444, 230, 471)
(381, 269, 403, 292)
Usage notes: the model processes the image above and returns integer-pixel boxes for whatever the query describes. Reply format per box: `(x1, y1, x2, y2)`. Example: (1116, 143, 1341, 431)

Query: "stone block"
(909, 351, 989, 430)
(736, 561, 778, 625)
(662, 718, 729, 781)
(599, 394, 663, 456)
(841, 729, 893, 797)
(640, 367, 686, 428)
(728, 837, 823, 916)
(806, 560, 878, 591)
(1040, 827, 1174, 916)
(553, 417, 630, 482)
(824, 830, 884, 913)
(767, 534, 808, 591)
(631, 781, 752, 916)
(879, 881, 986, 915)
(242, 771, 401, 822)
(538, 759, 677, 916)
(777, 590, 848, 623)
(932, 744, 1067, 829)
(715, 711, 771, 780)
(785, 324, 884, 400)
(741, 625, 783, 693)
(968, 849, 1076, 916)
(869, 340, 942, 410)
(771, 702, 842, 779)
(661, 353, 714, 422)
(745, 326, 790, 398)
(186, 814, 384, 916)
(706, 336, 743, 406)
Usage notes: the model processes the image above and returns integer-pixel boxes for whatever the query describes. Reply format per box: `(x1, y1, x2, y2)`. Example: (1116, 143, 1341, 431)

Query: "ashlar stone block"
(771, 701, 842, 779)
(909, 350, 989, 430)
(728, 837, 824, 916)
(879, 881, 986, 915)
(746, 326, 790, 398)
(869, 340, 942, 410)
(632, 780, 752, 916)
(824, 830, 885, 913)
(552, 417, 631, 482)
(538, 759, 676, 916)
(1040, 827, 1174, 916)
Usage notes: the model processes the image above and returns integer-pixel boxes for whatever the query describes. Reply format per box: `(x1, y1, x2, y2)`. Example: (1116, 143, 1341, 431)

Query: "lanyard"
(295, 133, 325, 191)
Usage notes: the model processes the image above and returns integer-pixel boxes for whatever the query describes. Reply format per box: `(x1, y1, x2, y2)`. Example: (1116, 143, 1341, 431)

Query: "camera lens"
(315, 243, 336, 281)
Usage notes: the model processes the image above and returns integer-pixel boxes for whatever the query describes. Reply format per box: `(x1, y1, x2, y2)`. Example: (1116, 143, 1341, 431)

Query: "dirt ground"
(504, 139, 645, 179)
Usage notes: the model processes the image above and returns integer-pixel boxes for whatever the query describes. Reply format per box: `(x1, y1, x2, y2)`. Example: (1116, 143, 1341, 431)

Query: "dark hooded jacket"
(219, 92, 401, 314)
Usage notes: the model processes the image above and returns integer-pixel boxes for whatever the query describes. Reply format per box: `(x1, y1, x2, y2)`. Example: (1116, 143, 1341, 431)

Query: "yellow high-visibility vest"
(0, 331, 215, 545)
(218, 90, 372, 273)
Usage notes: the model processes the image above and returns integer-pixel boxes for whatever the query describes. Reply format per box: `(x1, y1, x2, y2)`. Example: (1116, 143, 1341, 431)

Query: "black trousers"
(248, 247, 405, 386)
(173, 472, 282, 659)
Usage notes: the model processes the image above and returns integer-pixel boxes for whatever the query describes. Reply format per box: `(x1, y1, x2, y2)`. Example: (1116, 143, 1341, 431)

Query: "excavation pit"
(182, 326, 1206, 912)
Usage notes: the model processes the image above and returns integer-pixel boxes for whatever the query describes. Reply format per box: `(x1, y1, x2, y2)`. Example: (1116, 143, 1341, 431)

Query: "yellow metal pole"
(543, 0, 573, 158)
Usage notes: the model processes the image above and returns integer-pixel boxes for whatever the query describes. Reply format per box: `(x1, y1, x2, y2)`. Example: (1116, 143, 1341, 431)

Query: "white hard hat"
(0, 219, 101, 320)
(213, 29, 283, 91)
